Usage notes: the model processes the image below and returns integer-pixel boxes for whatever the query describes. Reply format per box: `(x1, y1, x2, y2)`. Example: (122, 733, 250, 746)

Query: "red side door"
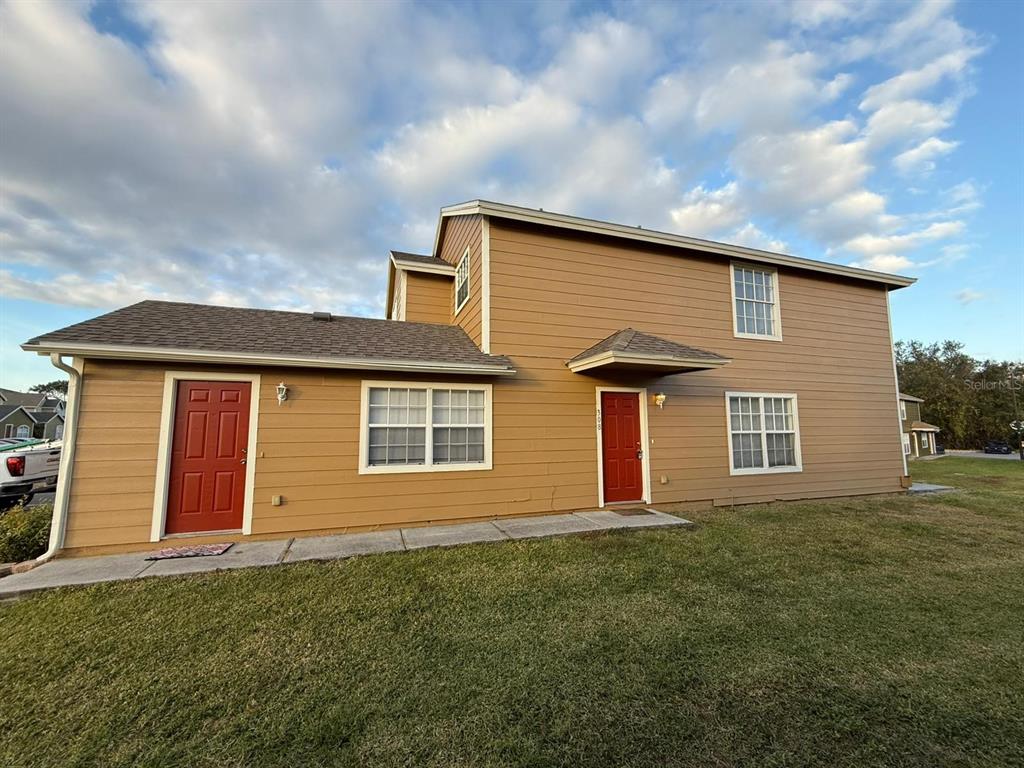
(166, 381, 251, 535)
(601, 391, 644, 504)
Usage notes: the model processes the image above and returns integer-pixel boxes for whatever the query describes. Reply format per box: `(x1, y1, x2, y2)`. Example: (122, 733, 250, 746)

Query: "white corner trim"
(595, 387, 652, 508)
(357, 380, 493, 475)
(151, 371, 260, 542)
(481, 217, 491, 353)
(724, 391, 803, 476)
(886, 292, 909, 477)
(730, 262, 783, 342)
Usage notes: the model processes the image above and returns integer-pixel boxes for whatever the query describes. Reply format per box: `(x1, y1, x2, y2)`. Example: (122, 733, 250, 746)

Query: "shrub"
(0, 503, 52, 563)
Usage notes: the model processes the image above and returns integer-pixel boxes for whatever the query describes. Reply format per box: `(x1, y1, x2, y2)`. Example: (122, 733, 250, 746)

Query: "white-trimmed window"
(15, 425, 30, 439)
(454, 247, 470, 313)
(3, 424, 13, 438)
(726, 392, 802, 474)
(900, 400, 907, 420)
(359, 381, 491, 474)
(731, 263, 781, 340)
(921, 432, 929, 449)
(902, 433, 911, 455)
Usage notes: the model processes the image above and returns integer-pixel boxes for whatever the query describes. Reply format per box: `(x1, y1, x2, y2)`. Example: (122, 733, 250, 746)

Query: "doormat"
(145, 542, 234, 561)
(613, 508, 655, 516)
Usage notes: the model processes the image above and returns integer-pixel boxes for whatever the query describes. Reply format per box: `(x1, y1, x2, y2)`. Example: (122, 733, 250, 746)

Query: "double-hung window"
(454, 247, 470, 313)
(360, 382, 491, 473)
(899, 401, 907, 420)
(726, 392, 802, 474)
(731, 263, 781, 340)
(902, 433, 911, 456)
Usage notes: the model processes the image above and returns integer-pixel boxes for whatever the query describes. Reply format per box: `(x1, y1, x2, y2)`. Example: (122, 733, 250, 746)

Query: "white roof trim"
(390, 253, 455, 276)
(567, 350, 731, 374)
(22, 342, 516, 377)
(435, 200, 915, 289)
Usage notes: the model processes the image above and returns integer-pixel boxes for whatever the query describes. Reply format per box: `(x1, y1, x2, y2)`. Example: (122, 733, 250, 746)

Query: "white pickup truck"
(0, 438, 61, 511)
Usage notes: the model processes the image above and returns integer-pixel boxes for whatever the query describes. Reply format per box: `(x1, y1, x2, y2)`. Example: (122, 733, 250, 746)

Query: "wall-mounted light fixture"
(654, 393, 667, 409)
(276, 382, 289, 406)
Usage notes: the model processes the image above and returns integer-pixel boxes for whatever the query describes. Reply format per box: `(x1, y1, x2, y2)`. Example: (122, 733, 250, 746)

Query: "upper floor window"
(731, 263, 781, 340)
(455, 247, 471, 313)
(360, 382, 491, 474)
(899, 400, 907, 420)
(726, 392, 802, 475)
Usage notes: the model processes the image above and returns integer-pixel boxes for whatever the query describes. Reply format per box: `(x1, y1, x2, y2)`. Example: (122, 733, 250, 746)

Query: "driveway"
(945, 451, 1022, 461)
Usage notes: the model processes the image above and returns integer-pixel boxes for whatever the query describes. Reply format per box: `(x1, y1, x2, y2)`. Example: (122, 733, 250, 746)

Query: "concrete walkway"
(908, 482, 955, 494)
(0, 508, 691, 600)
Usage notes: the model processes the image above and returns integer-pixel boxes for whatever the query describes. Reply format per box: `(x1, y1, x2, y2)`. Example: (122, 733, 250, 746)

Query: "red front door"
(601, 391, 644, 504)
(166, 380, 251, 535)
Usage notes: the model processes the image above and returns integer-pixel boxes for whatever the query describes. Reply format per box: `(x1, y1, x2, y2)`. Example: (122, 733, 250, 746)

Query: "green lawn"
(1, 457, 1022, 767)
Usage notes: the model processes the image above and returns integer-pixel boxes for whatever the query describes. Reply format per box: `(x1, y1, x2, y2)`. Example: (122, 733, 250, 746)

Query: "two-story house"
(23, 200, 914, 557)
(899, 392, 940, 458)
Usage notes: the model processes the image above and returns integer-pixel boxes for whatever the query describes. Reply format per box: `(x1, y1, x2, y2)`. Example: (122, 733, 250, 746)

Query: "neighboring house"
(29, 411, 65, 441)
(0, 405, 36, 439)
(899, 392, 940, 458)
(23, 200, 915, 557)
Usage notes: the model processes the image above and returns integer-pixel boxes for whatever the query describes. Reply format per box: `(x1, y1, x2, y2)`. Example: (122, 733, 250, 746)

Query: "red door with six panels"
(600, 391, 644, 504)
(166, 380, 251, 535)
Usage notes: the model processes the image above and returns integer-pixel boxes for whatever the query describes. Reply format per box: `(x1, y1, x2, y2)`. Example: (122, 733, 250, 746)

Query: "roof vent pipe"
(312, 312, 332, 321)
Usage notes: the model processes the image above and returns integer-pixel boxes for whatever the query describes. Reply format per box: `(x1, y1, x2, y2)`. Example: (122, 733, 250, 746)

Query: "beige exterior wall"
(438, 214, 483, 345)
(486, 220, 906, 507)
(404, 272, 452, 325)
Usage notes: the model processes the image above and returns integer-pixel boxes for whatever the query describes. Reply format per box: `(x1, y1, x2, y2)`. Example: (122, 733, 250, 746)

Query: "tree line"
(896, 341, 1023, 449)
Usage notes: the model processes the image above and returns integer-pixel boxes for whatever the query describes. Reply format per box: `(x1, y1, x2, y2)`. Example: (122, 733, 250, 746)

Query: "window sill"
(359, 461, 492, 476)
(733, 332, 783, 342)
(728, 465, 803, 477)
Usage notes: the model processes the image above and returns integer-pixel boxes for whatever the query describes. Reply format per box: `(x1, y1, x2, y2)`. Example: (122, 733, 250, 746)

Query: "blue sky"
(1, 0, 1022, 390)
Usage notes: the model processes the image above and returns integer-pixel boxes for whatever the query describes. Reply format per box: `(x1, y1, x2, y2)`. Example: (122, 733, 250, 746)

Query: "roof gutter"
(22, 343, 517, 377)
(34, 354, 81, 565)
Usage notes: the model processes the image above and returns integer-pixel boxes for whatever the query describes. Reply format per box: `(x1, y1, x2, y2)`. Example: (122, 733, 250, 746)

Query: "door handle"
(636, 449, 643, 460)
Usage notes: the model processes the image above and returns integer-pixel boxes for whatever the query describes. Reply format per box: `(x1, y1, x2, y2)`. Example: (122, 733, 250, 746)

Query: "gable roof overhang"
(385, 251, 455, 320)
(899, 392, 925, 402)
(0, 405, 33, 424)
(567, 329, 731, 375)
(910, 421, 941, 432)
(433, 200, 915, 290)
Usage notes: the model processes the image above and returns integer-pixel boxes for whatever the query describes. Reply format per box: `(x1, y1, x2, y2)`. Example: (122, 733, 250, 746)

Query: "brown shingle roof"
(910, 421, 940, 432)
(568, 329, 728, 366)
(390, 251, 451, 269)
(25, 301, 514, 374)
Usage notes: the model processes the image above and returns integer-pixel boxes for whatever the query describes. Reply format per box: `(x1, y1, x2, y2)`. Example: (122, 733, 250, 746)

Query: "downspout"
(35, 354, 83, 564)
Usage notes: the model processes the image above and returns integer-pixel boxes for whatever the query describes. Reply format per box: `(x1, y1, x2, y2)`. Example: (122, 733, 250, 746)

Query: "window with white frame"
(454, 248, 470, 313)
(3, 424, 13, 438)
(921, 432, 929, 449)
(55, 424, 65, 440)
(15, 425, 30, 439)
(361, 383, 490, 473)
(726, 393, 802, 474)
(900, 400, 907, 420)
(731, 264, 780, 339)
(902, 433, 911, 455)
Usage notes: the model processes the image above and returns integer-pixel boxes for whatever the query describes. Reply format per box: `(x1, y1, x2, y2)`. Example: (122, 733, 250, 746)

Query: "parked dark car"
(983, 440, 1012, 454)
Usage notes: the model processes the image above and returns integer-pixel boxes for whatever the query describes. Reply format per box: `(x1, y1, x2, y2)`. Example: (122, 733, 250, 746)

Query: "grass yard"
(1, 457, 1022, 767)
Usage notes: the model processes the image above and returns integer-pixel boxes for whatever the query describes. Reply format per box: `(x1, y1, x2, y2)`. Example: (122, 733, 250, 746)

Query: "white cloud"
(726, 223, 787, 253)
(955, 289, 984, 305)
(669, 183, 745, 238)
(844, 221, 965, 257)
(893, 137, 959, 175)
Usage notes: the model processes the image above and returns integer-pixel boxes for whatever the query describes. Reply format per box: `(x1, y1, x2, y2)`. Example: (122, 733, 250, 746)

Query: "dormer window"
(455, 247, 470, 314)
(731, 263, 782, 340)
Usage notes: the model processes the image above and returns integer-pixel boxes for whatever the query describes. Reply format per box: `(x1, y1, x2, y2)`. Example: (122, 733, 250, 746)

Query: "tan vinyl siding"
(438, 214, 483, 345)
(487, 220, 905, 506)
(404, 272, 453, 325)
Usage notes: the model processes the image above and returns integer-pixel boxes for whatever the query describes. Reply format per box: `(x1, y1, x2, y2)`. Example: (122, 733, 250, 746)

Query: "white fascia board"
(567, 351, 732, 373)
(436, 200, 915, 289)
(22, 343, 516, 377)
